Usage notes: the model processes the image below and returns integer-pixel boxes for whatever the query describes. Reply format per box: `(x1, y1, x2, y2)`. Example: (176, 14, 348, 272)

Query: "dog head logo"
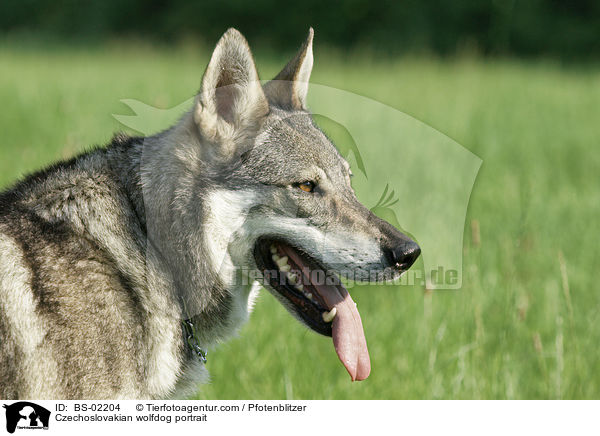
(2, 402, 50, 433)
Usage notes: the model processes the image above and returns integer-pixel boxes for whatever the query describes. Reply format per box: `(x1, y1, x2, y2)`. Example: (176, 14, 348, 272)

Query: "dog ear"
(194, 28, 269, 146)
(264, 28, 314, 110)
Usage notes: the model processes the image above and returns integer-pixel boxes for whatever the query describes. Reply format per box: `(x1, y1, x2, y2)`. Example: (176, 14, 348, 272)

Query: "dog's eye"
(298, 181, 316, 193)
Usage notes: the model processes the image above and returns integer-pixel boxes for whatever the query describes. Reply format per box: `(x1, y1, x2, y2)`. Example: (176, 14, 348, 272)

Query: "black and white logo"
(2, 402, 50, 434)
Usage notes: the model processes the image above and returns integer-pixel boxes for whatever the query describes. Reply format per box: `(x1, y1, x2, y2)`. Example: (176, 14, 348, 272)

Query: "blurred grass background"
(1, 0, 599, 59)
(1, 41, 598, 399)
(1, 0, 600, 399)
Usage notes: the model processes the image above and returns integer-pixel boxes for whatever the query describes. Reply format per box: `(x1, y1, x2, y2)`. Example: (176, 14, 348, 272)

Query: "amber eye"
(298, 181, 316, 193)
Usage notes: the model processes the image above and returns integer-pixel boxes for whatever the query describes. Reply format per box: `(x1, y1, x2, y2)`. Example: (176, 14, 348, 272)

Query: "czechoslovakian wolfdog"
(0, 28, 420, 399)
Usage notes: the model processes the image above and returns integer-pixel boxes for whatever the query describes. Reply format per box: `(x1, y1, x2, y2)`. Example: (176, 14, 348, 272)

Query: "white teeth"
(288, 273, 298, 284)
(270, 245, 277, 254)
(280, 264, 291, 272)
(275, 256, 288, 268)
(322, 307, 337, 323)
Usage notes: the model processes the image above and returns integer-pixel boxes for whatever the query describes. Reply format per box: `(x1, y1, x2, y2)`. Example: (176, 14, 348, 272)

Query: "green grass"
(1, 42, 599, 399)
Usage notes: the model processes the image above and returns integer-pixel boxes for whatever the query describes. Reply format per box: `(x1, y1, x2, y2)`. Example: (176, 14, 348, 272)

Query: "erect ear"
(194, 28, 269, 145)
(264, 28, 314, 110)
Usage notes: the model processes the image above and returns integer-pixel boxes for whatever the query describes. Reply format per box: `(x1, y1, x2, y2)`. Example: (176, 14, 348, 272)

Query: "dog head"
(164, 28, 420, 379)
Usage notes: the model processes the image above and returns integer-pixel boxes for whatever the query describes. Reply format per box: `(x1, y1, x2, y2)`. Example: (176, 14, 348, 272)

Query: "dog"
(0, 28, 420, 399)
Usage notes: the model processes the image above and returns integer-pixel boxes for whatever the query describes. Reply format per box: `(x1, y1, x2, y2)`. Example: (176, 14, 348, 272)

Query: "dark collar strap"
(182, 319, 208, 363)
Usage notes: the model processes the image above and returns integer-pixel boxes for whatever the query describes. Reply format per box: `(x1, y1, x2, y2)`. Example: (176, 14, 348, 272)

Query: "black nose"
(389, 240, 421, 270)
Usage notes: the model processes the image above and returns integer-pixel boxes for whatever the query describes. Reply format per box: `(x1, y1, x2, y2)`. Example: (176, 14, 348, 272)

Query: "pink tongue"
(315, 281, 371, 381)
(281, 246, 370, 381)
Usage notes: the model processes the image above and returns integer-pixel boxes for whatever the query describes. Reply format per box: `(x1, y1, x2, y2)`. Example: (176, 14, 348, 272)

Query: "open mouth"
(254, 237, 371, 381)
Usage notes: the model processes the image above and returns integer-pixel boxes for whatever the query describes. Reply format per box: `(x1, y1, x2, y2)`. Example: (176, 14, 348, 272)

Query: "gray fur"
(0, 28, 419, 399)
